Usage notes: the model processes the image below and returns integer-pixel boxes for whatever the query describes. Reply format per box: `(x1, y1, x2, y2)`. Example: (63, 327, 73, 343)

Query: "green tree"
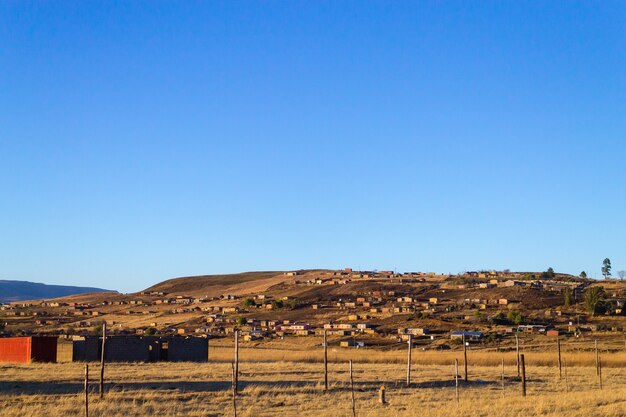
(243, 298, 256, 308)
(271, 300, 284, 309)
(563, 288, 573, 307)
(474, 310, 484, 321)
(584, 286, 606, 316)
(413, 311, 429, 320)
(144, 327, 158, 336)
(580, 271, 587, 279)
(602, 258, 612, 279)
(236, 317, 248, 327)
(507, 311, 523, 325)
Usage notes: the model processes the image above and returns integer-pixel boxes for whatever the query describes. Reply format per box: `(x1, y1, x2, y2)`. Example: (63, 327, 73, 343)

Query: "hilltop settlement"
(1, 268, 626, 361)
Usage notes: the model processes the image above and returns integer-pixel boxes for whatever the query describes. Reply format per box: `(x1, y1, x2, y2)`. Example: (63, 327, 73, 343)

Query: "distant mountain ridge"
(0, 280, 116, 303)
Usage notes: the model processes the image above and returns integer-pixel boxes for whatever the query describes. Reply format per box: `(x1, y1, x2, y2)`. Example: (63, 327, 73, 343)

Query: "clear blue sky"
(1, 2, 625, 293)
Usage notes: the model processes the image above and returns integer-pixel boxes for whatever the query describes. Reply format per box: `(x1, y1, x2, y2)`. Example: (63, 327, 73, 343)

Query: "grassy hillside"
(142, 271, 286, 296)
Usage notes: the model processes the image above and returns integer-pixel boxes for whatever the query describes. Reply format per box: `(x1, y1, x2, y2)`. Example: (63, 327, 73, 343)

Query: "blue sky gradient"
(1, 2, 625, 292)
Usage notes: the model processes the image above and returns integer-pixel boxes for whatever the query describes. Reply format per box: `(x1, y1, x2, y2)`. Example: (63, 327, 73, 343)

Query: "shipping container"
(0, 336, 58, 363)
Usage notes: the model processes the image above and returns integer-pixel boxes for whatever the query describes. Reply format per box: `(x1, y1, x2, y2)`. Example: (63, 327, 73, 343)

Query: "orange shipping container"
(0, 336, 57, 363)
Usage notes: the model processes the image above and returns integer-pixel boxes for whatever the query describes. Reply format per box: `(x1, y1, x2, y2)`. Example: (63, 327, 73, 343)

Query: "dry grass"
(2, 352, 626, 416)
(206, 338, 626, 368)
(208, 346, 626, 367)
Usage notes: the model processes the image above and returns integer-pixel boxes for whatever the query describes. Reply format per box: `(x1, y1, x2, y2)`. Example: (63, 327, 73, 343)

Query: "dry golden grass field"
(2, 345, 626, 417)
(207, 335, 626, 368)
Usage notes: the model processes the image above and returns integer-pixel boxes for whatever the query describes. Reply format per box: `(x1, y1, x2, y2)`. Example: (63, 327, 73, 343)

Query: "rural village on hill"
(4, 2, 625, 416)
(2, 266, 626, 363)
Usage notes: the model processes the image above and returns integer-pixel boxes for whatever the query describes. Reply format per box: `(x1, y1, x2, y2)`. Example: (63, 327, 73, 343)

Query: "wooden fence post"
(557, 336, 562, 379)
(501, 356, 505, 396)
(595, 339, 599, 376)
(349, 360, 356, 417)
(454, 359, 459, 403)
(563, 359, 569, 392)
(324, 330, 328, 391)
(84, 364, 89, 417)
(463, 335, 468, 382)
(378, 385, 386, 404)
(100, 321, 106, 398)
(234, 330, 239, 394)
(598, 355, 603, 390)
(520, 354, 526, 397)
(406, 334, 412, 387)
(516, 333, 520, 378)
(231, 362, 237, 417)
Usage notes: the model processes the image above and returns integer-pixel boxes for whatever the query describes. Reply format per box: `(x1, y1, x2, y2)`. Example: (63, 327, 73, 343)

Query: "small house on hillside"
(451, 331, 484, 341)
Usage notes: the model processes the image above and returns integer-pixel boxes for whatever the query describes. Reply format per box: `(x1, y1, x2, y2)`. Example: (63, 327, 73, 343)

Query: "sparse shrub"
(584, 286, 607, 316)
(414, 311, 429, 320)
(484, 332, 498, 343)
(92, 324, 103, 336)
(490, 312, 507, 325)
(507, 310, 523, 325)
(284, 298, 300, 309)
(563, 288, 573, 307)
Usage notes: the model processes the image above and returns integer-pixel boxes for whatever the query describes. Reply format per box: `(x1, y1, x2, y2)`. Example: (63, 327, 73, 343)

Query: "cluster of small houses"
(5, 270, 626, 351)
(292, 269, 450, 286)
(0, 323, 572, 366)
(454, 278, 587, 294)
(223, 320, 566, 345)
(290, 269, 586, 287)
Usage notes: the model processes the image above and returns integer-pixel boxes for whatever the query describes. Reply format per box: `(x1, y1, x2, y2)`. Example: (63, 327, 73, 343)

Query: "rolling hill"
(142, 270, 327, 298)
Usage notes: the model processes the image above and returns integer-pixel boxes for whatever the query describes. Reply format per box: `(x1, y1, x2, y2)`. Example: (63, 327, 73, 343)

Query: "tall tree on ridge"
(602, 258, 612, 279)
